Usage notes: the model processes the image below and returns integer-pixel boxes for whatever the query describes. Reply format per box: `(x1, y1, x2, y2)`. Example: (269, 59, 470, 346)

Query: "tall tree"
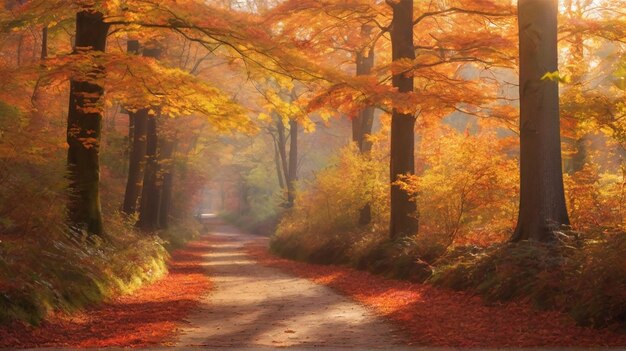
(138, 106, 160, 231)
(66, 9, 110, 236)
(287, 117, 298, 207)
(512, 0, 570, 242)
(122, 41, 159, 215)
(388, 0, 418, 239)
(137, 44, 166, 232)
(275, 113, 290, 196)
(270, 130, 286, 189)
(352, 23, 375, 225)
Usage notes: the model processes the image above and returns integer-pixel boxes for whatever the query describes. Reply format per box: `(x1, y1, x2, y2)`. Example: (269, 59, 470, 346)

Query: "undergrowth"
(269, 144, 626, 329)
(273, 222, 626, 328)
(0, 101, 203, 326)
(430, 231, 626, 328)
(0, 214, 169, 325)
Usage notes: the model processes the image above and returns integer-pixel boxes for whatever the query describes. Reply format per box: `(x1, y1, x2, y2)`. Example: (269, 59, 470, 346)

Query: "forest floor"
(1, 224, 626, 349)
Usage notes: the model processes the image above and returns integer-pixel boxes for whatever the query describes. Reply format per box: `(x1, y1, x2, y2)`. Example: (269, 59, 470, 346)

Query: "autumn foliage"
(1, 0, 626, 345)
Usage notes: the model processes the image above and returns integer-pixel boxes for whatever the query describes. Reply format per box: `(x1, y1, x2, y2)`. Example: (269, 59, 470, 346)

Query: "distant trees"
(250, 76, 305, 209)
(512, 0, 570, 241)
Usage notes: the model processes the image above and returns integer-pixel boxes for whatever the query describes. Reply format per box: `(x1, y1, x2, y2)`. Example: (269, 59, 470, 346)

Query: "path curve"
(175, 225, 405, 348)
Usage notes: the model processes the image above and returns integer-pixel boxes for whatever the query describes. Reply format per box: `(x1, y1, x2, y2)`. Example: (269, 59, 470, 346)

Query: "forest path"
(174, 224, 405, 349)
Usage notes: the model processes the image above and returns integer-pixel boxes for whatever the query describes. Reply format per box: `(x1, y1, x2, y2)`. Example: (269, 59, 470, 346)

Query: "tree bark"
(66, 10, 110, 236)
(138, 44, 164, 232)
(122, 40, 151, 215)
(275, 114, 291, 203)
(272, 133, 285, 189)
(122, 109, 148, 214)
(287, 118, 298, 207)
(138, 110, 160, 231)
(41, 25, 48, 59)
(389, 0, 418, 239)
(512, 0, 570, 242)
(353, 24, 376, 225)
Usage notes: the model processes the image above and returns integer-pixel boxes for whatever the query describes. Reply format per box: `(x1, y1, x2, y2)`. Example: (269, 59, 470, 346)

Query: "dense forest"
(0, 0, 625, 348)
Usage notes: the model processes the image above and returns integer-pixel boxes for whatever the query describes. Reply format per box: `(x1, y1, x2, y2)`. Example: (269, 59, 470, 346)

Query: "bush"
(271, 144, 388, 263)
(399, 129, 519, 247)
(430, 232, 626, 327)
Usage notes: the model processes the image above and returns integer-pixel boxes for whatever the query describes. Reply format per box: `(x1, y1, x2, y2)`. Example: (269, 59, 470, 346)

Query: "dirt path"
(175, 225, 405, 349)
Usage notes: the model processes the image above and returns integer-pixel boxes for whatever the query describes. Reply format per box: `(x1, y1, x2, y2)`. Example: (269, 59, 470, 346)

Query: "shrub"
(271, 144, 388, 263)
(430, 231, 626, 327)
(400, 129, 519, 248)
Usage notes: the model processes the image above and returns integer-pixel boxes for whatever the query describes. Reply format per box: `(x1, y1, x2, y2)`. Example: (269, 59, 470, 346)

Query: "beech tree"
(138, 45, 163, 232)
(512, 0, 570, 242)
(353, 23, 375, 225)
(138, 105, 160, 232)
(388, 0, 418, 239)
(66, 9, 110, 236)
(122, 39, 146, 216)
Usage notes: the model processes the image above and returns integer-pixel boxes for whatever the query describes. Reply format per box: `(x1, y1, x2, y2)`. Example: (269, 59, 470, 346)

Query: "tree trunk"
(276, 114, 290, 202)
(16, 33, 24, 66)
(272, 134, 285, 189)
(41, 25, 48, 59)
(122, 40, 149, 215)
(512, 0, 570, 242)
(66, 10, 110, 236)
(122, 110, 148, 214)
(287, 119, 298, 207)
(137, 43, 164, 231)
(389, 0, 418, 239)
(138, 111, 160, 231)
(571, 136, 588, 172)
(353, 24, 375, 225)
(29, 25, 49, 131)
(158, 137, 176, 229)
